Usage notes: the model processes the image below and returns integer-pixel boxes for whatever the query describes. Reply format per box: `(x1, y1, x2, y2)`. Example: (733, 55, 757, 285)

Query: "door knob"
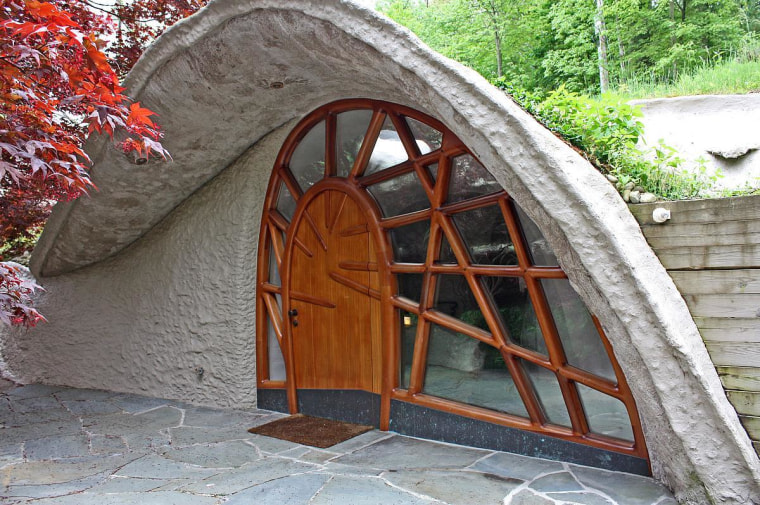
(288, 309, 298, 318)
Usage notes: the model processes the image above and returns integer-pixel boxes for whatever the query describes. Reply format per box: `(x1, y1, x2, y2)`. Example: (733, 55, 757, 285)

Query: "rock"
(622, 189, 631, 202)
(629, 191, 641, 204)
(624, 181, 635, 191)
(605, 174, 618, 183)
(633, 186, 645, 193)
(639, 192, 657, 203)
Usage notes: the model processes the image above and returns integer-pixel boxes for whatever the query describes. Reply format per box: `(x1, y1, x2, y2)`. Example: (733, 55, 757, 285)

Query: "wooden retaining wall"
(629, 195, 760, 453)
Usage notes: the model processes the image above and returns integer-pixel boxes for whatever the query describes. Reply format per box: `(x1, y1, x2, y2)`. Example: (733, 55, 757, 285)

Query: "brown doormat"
(248, 414, 373, 448)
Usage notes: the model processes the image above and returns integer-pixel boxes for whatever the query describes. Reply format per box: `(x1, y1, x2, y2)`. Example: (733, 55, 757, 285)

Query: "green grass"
(608, 59, 760, 100)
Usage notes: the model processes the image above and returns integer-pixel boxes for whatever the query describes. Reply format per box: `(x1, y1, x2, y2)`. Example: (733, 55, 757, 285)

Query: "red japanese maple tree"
(0, 0, 205, 326)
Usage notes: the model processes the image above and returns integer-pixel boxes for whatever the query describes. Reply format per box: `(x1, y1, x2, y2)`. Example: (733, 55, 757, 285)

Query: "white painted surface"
(4, 1, 758, 503)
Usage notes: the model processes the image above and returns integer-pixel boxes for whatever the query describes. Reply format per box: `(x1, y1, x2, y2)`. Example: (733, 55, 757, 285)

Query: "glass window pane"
(366, 115, 408, 175)
(397, 273, 424, 303)
(368, 171, 430, 218)
(434, 274, 485, 331)
(276, 182, 297, 221)
(290, 121, 326, 192)
(390, 220, 430, 264)
(423, 324, 528, 418)
(522, 361, 571, 427)
(336, 110, 372, 178)
(405, 116, 443, 154)
(399, 311, 417, 389)
(483, 277, 546, 355)
(452, 205, 516, 266)
(438, 232, 457, 264)
(577, 384, 634, 442)
(541, 279, 616, 382)
(268, 246, 281, 286)
(514, 203, 558, 267)
(267, 317, 286, 381)
(447, 154, 502, 204)
(426, 162, 439, 182)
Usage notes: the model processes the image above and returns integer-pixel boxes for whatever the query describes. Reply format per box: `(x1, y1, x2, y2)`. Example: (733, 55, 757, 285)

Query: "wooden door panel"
(289, 190, 380, 392)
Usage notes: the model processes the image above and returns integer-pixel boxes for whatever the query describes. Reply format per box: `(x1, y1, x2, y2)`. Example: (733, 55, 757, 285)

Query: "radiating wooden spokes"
(288, 190, 382, 392)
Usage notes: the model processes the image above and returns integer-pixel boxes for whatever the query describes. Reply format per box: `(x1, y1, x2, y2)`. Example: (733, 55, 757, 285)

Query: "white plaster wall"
(3, 123, 293, 408)
(5, 1, 759, 502)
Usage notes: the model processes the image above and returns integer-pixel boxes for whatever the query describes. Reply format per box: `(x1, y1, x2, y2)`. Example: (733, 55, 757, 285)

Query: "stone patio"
(0, 380, 676, 504)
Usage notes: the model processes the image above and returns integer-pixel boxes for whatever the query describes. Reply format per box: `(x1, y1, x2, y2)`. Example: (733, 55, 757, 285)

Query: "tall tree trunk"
(595, 0, 610, 93)
(494, 28, 503, 78)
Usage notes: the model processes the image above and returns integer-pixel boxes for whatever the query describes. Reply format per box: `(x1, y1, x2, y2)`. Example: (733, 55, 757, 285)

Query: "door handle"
(288, 309, 298, 318)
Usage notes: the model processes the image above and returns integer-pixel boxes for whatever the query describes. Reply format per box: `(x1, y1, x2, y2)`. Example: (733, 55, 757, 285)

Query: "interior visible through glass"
(577, 383, 634, 442)
(390, 220, 430, 263)
(522, 360, 572, 427)
(483, 276, 546, 355)
(399, 311, 418, 389)
(447, 154, 502, 203)
(514, 203, 558, 266)
(275, 182, 297, 221)
(336, 109, 373, 177)
(368, 171, 430, 218)
(267, 317, 286, 381)
(452, 205, 516, 265)
(365, 115, 407, 175)
(289, 121, 326, 192)
(405, 116, 443, 154)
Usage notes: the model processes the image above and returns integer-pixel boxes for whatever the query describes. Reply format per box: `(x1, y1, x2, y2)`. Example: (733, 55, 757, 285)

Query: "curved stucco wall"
(6, 1, 758, 503)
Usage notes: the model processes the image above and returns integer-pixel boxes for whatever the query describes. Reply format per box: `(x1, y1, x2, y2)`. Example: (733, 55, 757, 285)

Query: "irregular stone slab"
(86, 476, 174, 493)
(570, 465, 673, 505)
(108, 393, 169, 413)
(310, 475, 437, 505)
(179, 457, 318, 495)
(63, 400, 122, 416)
(2, 408, 77, 428)
(326, 430, 392, 454)
(2, 455, 138, 486)
(333, 435, 488, 470)
(470, 451, 565, 481)
(160, 440, 260, 468)
(245, 433, 302, 454)
(114, 454, 218, 480)
(11, 395, 64, 413)
(54, 388, 116, 402)
(529, 471, 584, 493)
(296, 449, 339, 464)
(169, 426, 254, 447)
(383, 469, 522, 505)
(123, 432, 172, 452)
(321, 462, 384, 477)
(1, 420, 85, 446)
(181, 405, 270, 428)
(6, 385, 64, 399)
(0, 441, 24, 462)
(507, 489, 555, 505)
(25, 433, 91, 460)
(84, 406, 181, 435)
(547, 491, 615, 505)
(90, 435, 129, 455)
(28, 491, 219, 505)
(2, 470, 109, 499)
(224, 473, 329, 505)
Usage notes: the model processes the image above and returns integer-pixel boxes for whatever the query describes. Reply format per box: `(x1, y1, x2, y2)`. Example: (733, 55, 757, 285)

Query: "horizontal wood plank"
(739, 415, 760, 441)
(650, 245, 760, 270)
(717, 366, 760, 391)
(682, 294, 760, 318)
(727, 390, 760, 417)
(629, 195, 760, 226)
(639, 219, 760, 240)
(645, 229, 760, 249)
(671, 270, 760, 295)
(696, 320, 760, 343)
(705, 342, 760, 367)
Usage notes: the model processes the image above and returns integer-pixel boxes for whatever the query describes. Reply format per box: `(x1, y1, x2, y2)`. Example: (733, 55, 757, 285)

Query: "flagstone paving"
(0, 380, 677, 504)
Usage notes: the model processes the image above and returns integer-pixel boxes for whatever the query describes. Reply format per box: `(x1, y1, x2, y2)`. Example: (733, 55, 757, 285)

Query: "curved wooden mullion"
(432, 152, 451, 207)
(439, 191, 506, 215)
(358, 159, 416, 187)
(351, 109, 386, 178)
(560, 365, 620, 398)
(422, 309, 497, 348)
(391, 295, 421, 315)
(256, 229, 273, 385)
(592, 316, 649, 458)
(463, 271, 506, 346)
(407, 318, 431, 395)
(437, 215, 472, 268)
(500, 197, 532, 269)
(278, 166, 304, 201)
(501, 350, 546, 426)
(526, 267, 567, 279)
(386, 109, 422, 160)
(260, 283, 282, 295)
(263, 293, 285, 348)
(414, 161, 436, 203)
(389, 264, 427, 274)
(267, 222, 284, 269)
(379, 208, 432, 229)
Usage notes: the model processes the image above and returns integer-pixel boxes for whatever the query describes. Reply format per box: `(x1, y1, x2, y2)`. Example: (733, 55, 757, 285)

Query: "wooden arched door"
(284, 186, 383, 394)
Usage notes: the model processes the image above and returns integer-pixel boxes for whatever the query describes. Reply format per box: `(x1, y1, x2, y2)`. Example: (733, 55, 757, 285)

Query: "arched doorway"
(256, 99, 649, 472)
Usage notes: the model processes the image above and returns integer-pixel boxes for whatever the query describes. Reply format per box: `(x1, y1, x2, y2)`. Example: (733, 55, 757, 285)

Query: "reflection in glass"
(452, 205, 516, 265)
(268, 246, 281, 286)
(483, 277, 546, 355)
(439, 232, 457, 264)
(289, 121, 325, 192)
(434, 274, 484, 329)
(366, 115, 408, 175)
(390, 220, 430, 263)
(522, 361, 571, 427)
(276, 182, 297, 221)
(447, 154, 502, 203)
(399, 311, 417, 389)
(368, 171, 430, 218)
(336, 110, 373, 178)
(426, 163, 439, 182)
(577, 384, 634, 441)
(397, 273, 424, 303)
(514, 203, 558, 266)
(541, 279, 616, 382)
(267, 317, 286, 381)
(406, 116, 443, 154)
(423, 324, 528, 417)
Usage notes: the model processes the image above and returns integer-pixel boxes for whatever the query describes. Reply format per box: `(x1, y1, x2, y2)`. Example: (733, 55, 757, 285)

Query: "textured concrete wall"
(4, 1, 759, 503)
(4, 123, 293, 407)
